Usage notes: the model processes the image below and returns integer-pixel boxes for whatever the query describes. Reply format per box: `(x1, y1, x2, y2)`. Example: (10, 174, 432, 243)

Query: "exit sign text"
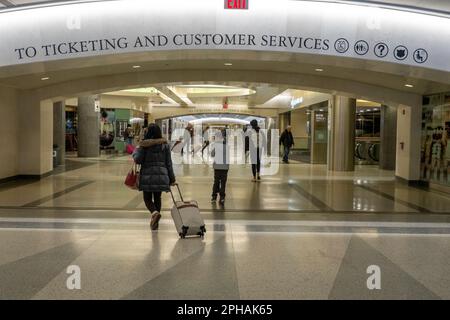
(225, 0, 248, 10)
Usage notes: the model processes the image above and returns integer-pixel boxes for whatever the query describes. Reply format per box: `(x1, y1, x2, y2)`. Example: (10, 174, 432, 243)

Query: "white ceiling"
(1, 0, 450, 14)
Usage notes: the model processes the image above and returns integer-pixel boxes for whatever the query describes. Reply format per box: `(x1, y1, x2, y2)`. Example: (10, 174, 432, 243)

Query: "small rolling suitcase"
(170, 184, 206, 239)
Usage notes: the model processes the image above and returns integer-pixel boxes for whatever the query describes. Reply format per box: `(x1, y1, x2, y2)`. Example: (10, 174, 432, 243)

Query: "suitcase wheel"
(197, 231, 205, 239)
(180, 226, 189, 239)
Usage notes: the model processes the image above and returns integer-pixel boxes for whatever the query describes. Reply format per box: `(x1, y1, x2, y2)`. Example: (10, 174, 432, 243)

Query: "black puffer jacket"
(133, 144, 175, 192)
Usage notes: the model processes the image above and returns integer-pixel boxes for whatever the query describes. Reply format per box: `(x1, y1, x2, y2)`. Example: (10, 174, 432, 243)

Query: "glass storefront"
(421, 93, 450, 187)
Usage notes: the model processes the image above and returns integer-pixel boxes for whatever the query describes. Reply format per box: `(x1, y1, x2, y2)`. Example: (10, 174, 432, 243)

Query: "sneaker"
(252, 177, 257, 182)
(257, 176, 261, 181)
(219, 198, 225, 205)
(150, 212, 161, 230)
(211, 197, 217, 202)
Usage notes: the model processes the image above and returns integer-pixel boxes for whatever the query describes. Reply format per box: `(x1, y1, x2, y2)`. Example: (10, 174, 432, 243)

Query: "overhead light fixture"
(224, 63, 233, 66)
(132, 65, 141, 69)
(41, 77, 50, 81)
(405, 84, 414, 88)
(315, 68, 324, 72)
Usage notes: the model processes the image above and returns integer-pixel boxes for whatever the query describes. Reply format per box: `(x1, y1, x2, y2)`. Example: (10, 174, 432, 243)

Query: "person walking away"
(211, 129, 230, 205)
(201, 125, 211, 157)
(242, 125, 250, 164)
(247, 119, 266, 182)
(280, 125, 294, 163)
(133, 124, 176, 230)
(138, 120, 149, 144)
(124, 124, 133, 145)
(181, 123, 194, 156)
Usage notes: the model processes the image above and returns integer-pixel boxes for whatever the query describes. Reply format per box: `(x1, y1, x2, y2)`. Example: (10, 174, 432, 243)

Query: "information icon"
(354, 40, 369, 55)
(374, 43, 389, 58)
(334, 38, 349, 54)
(413, 49, 428, 64)
(394, 46, 408, 61)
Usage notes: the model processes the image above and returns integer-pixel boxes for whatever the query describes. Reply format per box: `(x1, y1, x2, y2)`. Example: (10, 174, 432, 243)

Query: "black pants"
(143, 191, 162, 213)
(252, 149, 261, 177)
(212, 170, 228, 199)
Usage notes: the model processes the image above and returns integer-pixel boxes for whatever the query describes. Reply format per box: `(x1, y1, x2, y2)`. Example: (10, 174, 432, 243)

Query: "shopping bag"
(124, 164, 140, 190)
(126, 144, 136, 155)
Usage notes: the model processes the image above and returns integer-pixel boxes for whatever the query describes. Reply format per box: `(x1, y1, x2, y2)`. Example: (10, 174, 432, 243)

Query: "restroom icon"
(354, 40, 369, 55)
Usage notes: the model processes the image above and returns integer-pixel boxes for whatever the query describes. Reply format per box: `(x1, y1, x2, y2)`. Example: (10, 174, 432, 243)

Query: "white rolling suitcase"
(170, 184, 206, 239)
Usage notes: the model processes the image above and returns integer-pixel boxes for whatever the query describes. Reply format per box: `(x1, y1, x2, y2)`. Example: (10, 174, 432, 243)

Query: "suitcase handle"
(169, 183, 184, 204)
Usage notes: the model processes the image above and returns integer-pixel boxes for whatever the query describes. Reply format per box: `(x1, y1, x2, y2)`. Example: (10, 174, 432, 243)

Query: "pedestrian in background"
(280, 125, 294, 163)
(211, 129, 230, 205)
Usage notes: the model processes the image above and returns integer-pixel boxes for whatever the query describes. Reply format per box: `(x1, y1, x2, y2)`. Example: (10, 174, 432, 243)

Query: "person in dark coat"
(280, 125, 294, 163)
(133, 124, 176, 230)
(246, 119, 266, 182)
(210, 129, 230, 205)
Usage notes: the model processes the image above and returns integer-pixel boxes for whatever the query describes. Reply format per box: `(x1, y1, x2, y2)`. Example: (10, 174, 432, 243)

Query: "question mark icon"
(375, 43, 389, 58)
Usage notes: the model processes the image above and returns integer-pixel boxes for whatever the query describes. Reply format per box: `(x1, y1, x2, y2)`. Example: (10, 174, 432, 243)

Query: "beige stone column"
(395, 104, 422, 182)
(0, 86, 19, 180)
(328, 96, 356, 171)
(379, 105, 397, 170)
(77, 96, 100, 158)
(18, 94, 54, 176)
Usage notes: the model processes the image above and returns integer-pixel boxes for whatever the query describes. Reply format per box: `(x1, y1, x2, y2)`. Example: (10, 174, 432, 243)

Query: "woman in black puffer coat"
(133, 124, 176, 230)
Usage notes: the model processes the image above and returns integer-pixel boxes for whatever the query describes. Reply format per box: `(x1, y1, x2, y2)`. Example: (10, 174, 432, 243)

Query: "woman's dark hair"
(250, 119, 258, 128)
(145, 123, 163, 140)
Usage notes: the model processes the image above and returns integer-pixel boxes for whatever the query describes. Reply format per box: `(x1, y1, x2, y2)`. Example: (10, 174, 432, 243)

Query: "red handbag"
(126, 144, 136, 155)
(124, 164, 140, 190)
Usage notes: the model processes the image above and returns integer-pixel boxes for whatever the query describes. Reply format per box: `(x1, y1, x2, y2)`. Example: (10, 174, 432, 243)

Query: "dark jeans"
(212, 170, 228, 199)
(143, 191, 162, 213)
(283, 146, 291, 162)
(252, 149, 261, 177)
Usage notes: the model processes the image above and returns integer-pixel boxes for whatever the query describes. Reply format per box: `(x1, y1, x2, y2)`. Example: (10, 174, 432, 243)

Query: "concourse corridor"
(0, 156, 450, 299)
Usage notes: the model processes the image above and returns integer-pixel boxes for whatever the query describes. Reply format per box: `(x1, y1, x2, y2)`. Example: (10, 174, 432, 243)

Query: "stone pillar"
(311, 109, 328, 164)
(379, 105, 397, 170)
(395, 104, 422, 182)
(77, 96, 99, 158)
(53, 101, 66, 166)
(18, 94, 53, 176)
(328, 96, 356, 171)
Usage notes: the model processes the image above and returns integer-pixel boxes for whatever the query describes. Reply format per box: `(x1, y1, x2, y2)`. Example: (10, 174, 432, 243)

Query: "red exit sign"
(225, 0, 248, 10)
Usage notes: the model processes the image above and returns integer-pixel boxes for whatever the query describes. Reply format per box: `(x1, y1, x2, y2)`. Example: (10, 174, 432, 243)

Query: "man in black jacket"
(280, 125, 294, 163)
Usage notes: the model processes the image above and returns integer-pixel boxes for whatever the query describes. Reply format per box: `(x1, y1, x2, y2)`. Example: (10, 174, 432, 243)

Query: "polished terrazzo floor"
(0, 154, 450, 299)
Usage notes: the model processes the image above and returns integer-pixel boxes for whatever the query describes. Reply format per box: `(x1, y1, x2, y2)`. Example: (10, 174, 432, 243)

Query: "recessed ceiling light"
(224, 63, 233, 66)
(41, 77, 50, 81)
(315, 68, 324, 72)
(132, 65, 141, 69)
(405, 84, 414, 88)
